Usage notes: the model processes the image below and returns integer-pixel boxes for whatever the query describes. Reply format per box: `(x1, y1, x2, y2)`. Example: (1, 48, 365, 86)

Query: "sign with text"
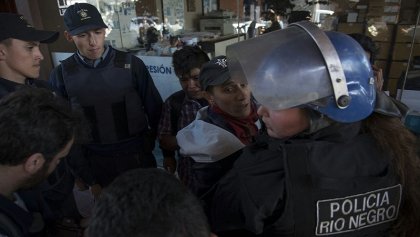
(316, 185, 401, 235)
(136, 55, 181, 100)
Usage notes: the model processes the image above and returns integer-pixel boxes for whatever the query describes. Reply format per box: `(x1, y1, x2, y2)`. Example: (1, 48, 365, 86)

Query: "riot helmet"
(226, 21, 376, 123)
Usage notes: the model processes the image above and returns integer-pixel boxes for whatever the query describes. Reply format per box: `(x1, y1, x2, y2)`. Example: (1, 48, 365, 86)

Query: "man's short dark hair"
(0, 87, 80, 165)
(88, 168, 211, 237)
(172, 45, 210, 77)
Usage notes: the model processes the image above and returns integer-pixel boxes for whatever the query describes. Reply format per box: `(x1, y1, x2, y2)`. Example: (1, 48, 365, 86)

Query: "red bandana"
(212, 104, 259, 145)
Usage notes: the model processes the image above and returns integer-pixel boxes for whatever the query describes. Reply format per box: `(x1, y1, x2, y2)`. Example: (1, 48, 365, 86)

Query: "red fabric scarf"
(211, 104, 259, 145)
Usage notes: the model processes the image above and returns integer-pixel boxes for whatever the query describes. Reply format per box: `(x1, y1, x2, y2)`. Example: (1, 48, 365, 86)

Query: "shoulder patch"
(316, 184, 401, 236)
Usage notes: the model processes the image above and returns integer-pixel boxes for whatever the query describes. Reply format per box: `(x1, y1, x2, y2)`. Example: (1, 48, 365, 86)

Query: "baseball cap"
(64, 3, 108, 35)
(199, 56, 231, 91)
(0, 13, 59, 43)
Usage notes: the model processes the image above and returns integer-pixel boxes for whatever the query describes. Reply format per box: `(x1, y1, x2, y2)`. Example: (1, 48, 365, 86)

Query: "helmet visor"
(227, 24, 334, 111)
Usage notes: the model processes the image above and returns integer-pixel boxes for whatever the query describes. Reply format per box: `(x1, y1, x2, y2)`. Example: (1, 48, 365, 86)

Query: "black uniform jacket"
(208, 122, 400, 237)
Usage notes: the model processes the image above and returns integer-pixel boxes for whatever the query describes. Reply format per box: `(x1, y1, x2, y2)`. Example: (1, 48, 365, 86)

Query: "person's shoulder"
(60, 53, 77, 64)
(30, 79, 50, 90)
(167, 90, 185, 101)
(0, 78, 17, 98)
(234, 135, 284, 170)
(125, 51, 147, 67)
(214, 137, 287, 211)
(165, 90, 186, 106)
(0, 195, 31, 236)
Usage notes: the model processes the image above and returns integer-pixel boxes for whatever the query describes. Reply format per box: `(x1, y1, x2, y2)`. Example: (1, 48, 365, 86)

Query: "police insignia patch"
(315, 184, 401, 235)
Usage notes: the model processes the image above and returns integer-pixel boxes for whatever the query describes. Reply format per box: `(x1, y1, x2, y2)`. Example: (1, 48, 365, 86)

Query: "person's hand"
(372, 65, 383, 91)
(163, 156, 177, 174)
(90, 184, 102, 201)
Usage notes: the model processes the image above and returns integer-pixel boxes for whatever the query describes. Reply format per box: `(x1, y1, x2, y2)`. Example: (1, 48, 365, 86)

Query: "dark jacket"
(208, 122, 400, 236)
(0, 78, 76, 223)
(0, 194, 35, 237)
(49, 46, 163, 185)
(177, 106, 261, 197)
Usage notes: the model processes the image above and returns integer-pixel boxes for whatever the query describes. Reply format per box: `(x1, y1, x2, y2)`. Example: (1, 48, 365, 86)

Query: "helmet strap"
(306, 109, 333, 135)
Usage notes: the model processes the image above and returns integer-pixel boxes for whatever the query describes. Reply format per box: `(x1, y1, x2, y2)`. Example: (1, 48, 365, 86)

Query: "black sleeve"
(66, 145, 96, 185)
(48, 65, 68, 99)
(208, 168, 256, 233)
(208, 145, 287, 235)
(131, 56, 163, 135)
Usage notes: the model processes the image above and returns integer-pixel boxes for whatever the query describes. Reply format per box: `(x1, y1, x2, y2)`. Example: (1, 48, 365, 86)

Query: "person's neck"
(0, 71, 26, 84)
(0, 166, 22, 200)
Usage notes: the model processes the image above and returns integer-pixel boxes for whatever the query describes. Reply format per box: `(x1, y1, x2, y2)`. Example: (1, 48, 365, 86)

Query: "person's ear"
(64, 31, 74, 42)
(0, 45, 7, 60)
(23, 153, 45, 174)
(205, 92, 215, 105)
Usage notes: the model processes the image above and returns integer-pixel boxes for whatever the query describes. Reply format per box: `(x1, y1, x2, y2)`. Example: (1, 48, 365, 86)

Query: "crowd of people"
(0, 2, 419, 237)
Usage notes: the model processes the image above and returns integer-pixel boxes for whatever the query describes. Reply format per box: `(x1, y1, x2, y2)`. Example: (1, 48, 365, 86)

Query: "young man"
(157, 45, 209, 177)
(0, 88, 79, 236)
(176, 56, 261, 197)
(0, 12, 80, 229)
(87, 168, 216, 237)
(0, 13, 58, 97)
(49, 3, 163, 193)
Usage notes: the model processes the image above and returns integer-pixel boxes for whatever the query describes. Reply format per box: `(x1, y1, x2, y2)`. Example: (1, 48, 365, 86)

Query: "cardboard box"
(366, 14, 399, 24)
(365, 23, 394, 42)
(385, 77, 400, 96)
(367, 5, 399, 16)
(347, 12, 358, 23)
(367, 6, 385, 16)
(375, 42, 391, 60)
(395, 25, 420, 43)
(392, 43, 420, 61)
(389, 61, 409, 78)
(356, 4, 368, 10)
(375, 60, 388, 71)
(337, 23, 364, 34)
(401, 0, 418, 8)
(357, 12, 367, 22)
(369, 0, 400, 6)
(374, 60, 389, 78)
(369, 0, 386, 6)
(384, 14, 399, 24)
(399, 9, 417, 24)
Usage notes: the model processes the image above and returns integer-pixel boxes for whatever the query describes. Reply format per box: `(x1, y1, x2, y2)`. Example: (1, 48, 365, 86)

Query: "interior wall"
(184, 0, 203, 31)
(0, 0, 17, 13)
(37, 1, 76, 53)
(14, 0, 64, 81)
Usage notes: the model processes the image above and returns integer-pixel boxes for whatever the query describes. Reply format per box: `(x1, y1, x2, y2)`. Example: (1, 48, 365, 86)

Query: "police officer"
(207, 21, 420, 236)
(0, 13, 58, 96)
(0, 13, 82, 230)
(49, 3, 163, 195)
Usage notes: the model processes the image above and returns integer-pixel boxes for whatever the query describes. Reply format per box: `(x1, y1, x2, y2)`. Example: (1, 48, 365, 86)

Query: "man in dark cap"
(0, 13, 58, 97)
(175, 55, 261, 197)
(0, 13, 87, 235)
(49, 3, 163, 200)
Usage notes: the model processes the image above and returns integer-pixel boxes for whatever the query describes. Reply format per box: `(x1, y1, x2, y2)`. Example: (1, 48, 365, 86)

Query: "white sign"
(136, 55, 181, 101)
(56, 0, 89, 16)
(51, 52, 181, 101)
